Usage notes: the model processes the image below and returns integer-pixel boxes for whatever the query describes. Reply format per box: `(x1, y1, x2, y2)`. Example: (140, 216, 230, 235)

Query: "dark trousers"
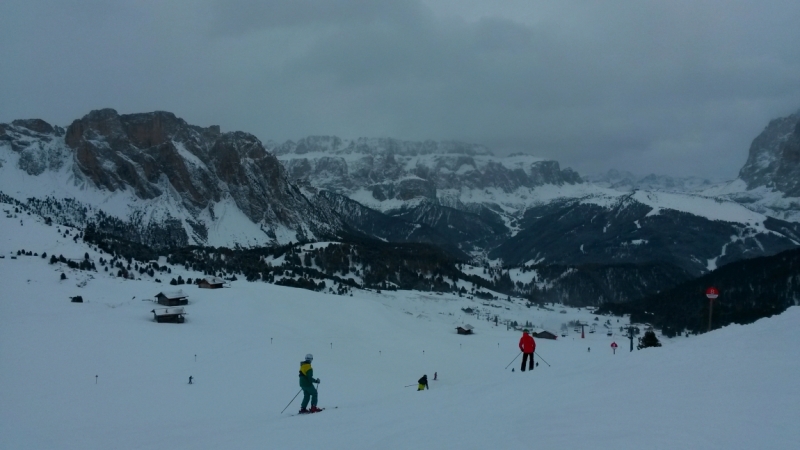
(521, 352, 534, 371)
(301, 385, 317, 409)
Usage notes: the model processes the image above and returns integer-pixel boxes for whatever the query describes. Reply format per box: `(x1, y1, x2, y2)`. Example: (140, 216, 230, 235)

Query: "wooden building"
(456, 324, 474, 335)
(151, 307, 186, 323)
(198, 276, 225, 289)
(155, 290, 188, 306)
(532, 330, 558, 340)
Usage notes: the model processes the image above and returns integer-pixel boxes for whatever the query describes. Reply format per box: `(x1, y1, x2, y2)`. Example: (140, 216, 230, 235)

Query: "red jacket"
(519, 332, 536, 353)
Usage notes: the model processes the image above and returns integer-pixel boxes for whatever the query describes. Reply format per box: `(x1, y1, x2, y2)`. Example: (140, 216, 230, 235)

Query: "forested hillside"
(599, 247, 800, 333)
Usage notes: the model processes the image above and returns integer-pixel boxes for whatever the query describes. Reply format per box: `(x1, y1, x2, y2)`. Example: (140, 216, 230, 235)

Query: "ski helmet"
(305, 353, 313, 361)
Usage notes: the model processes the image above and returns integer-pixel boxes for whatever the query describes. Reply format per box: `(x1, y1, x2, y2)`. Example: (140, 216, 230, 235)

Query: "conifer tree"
(638, 330, 662, 349)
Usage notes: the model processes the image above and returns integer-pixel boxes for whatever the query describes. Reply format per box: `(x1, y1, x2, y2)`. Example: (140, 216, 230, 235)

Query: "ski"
(290, 406, 336, 416)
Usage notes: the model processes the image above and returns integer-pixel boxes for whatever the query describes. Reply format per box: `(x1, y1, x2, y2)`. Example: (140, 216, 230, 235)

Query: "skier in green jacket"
(298, 354, 321, 414)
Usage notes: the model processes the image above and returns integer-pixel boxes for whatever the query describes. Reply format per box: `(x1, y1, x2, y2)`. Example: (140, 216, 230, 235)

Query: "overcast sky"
(1, 1, 799, 178)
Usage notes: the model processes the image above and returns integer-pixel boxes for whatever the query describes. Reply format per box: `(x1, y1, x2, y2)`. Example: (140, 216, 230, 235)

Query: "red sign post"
(610, 342, 618, 355)
(706, 287, 719, 332)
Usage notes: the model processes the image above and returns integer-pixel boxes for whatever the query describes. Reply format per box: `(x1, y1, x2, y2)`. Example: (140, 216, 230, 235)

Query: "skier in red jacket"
(519, 329, 536, 372)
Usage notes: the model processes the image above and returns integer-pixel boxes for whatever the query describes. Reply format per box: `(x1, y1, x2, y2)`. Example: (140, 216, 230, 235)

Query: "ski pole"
(504, 351, 522, 369)
(534, 351, 551, 367)
(281, 389, 302, 414)
(404, 384, 416, 387)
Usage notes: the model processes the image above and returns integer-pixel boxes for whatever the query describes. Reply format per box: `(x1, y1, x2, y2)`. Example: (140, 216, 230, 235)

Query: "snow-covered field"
(2, 211, 799, 449)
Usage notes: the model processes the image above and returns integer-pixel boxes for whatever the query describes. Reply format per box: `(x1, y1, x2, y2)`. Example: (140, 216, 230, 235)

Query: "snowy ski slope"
(1, 209, 799, 450)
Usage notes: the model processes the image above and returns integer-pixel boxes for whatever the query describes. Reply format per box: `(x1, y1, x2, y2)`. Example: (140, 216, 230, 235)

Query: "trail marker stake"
(706, 287, 719, 332)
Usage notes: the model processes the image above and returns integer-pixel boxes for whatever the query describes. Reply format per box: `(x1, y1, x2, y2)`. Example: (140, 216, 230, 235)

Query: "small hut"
(456, 324, 474, 335)
(155, 290, 188, 306)
(198, 276, 225, 289)
(532, 330, 557, 340)
(151, 307, 186, 323)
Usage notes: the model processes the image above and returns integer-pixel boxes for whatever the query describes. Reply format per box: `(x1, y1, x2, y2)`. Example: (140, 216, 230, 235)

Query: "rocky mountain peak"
(65, 108, 123, 148)
(2, 109, 343, 246)
(274, 136, 495, 158)
(276, 135, 582, 207)
(10, 118, 57, 135)
(738, 111, 800, 196)
(0, 118, 68, 175)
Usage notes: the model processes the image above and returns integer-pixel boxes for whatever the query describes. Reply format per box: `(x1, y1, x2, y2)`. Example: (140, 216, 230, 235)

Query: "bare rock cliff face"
(274, 136, 582, 203)
(0, 119, 68, 175)
(739, 112, 800, 197)
(2, 109, 341, 245)
(65, 109, 209, 202)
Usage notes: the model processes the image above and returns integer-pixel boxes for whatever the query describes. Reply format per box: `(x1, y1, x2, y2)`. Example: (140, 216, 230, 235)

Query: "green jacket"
(299, 361, 317, 388)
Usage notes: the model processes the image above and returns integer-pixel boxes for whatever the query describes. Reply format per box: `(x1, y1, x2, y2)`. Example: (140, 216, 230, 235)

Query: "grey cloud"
(472, 17, 534, 52)
(209, 0, 425, 35)
(1, 0, 799, 179)
(268, 1, 800, 176)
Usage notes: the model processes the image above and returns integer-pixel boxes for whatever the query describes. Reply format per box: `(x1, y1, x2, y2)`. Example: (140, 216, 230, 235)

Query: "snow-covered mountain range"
(272, 115, 800, 273)
(2, 108, 799, 279)
(706, 110, 800, 222)
(1, 110, 345, 247)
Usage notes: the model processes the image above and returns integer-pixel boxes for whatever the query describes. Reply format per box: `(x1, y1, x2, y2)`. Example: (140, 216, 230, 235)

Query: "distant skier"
(519, 329, 536, 372)
(433, 372, 437, 381)
(188, 376, 193, 384)
(418, 374, 429, 391)
(298, 354, 322, 414)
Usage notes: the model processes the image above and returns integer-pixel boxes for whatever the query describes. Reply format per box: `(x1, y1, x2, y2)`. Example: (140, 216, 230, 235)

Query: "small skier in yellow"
(298, 354, 322, 414)
(418, 374, 429, 391)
